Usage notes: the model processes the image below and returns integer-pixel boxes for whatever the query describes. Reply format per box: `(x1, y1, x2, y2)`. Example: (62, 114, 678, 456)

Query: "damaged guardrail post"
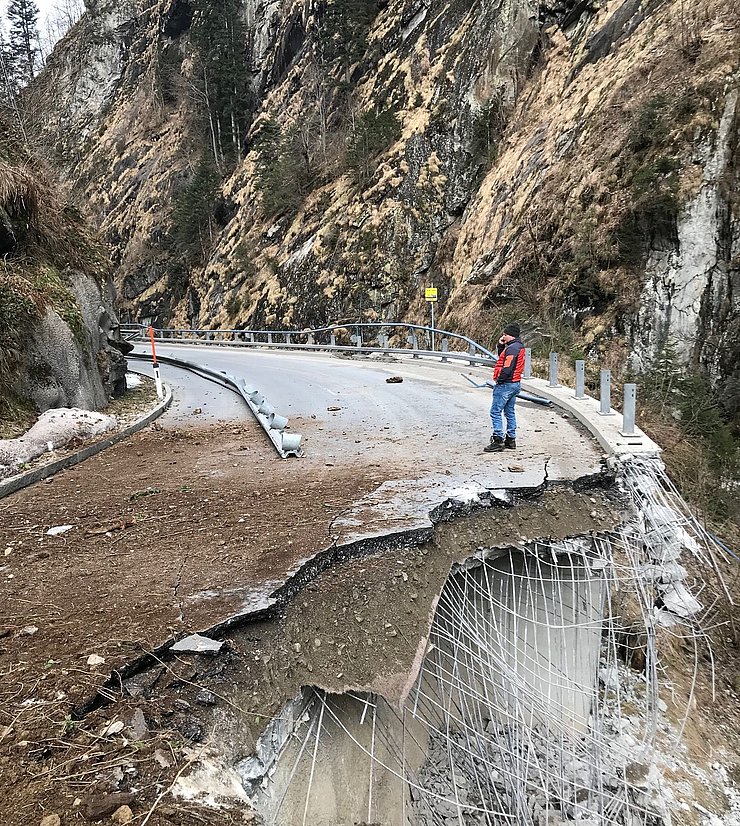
(234, 379, 302, 458)
(548, 352, 559, 387)
(599, 369, 614, 415)
(523, 348, 532, 379)
(574, 360, 586, 399)
(621, 383, 637, 436)
(441, 338, 448, 362)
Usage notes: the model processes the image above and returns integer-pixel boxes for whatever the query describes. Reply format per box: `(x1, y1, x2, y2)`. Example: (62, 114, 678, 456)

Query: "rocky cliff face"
(0, 117, 127, 424)
(33, 0, 740, 418)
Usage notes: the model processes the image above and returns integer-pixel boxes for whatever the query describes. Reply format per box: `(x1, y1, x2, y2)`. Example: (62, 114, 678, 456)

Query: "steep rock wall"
(33, 0, 740, 414)
(0, 119, 127, 421)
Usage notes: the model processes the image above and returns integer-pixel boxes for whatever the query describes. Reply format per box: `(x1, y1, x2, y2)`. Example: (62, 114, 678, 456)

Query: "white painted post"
(599, 369, 612, 415)
(153, 365, 164, 400)
(523, 348, 532, 379)
(441, 338, 448, 363)
(621, 383, 637, 436)
(549, 352, 559, 387)
(330, 334, 336, 347)
(575, 360, 586, 399)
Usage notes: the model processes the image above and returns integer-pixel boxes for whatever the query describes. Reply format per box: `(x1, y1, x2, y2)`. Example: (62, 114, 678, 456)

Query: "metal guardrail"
(121, 323, 642, 440)
(129, 353, 302, 458)
(120, 322, 497, 364)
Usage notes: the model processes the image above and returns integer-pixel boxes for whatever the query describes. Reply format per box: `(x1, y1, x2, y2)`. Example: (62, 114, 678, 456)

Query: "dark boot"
(484, 435, 505, 452)
(504, 436, 517, 450)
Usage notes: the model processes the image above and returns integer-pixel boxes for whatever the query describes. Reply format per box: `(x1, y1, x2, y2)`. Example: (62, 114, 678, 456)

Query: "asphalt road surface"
(132, 344, 604, 541)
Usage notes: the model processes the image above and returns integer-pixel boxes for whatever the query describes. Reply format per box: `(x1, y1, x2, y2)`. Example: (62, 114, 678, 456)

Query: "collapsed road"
(0, 346, 737, 826)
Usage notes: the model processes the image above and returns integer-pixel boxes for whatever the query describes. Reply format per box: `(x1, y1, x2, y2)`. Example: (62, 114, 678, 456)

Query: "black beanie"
(504, 323, 521, 338)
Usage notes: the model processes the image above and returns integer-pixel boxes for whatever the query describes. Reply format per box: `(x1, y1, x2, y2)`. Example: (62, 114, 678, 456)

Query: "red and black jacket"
(493, 339, 525, 383)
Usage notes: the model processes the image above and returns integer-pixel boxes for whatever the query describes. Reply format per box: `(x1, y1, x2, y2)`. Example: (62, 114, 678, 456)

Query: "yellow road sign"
(425, 287, 438, 302)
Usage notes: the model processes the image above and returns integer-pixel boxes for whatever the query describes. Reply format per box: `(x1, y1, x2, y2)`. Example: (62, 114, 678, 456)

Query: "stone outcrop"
(31, 0, 740, 418)
(0, 116, 127, 419)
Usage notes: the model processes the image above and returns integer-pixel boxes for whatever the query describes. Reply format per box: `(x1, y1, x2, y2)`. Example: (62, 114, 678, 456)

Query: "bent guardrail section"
(129, 354, 302, 458)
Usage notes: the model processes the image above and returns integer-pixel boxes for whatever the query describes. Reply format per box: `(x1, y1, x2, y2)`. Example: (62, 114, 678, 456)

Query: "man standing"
(484, 323, 525, 452)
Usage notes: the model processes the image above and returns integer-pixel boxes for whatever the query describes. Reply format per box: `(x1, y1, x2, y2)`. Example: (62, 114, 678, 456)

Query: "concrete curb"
(521, 377, 661, 458)
(0, 383, 172, 500)
(136, 339, 661, 460)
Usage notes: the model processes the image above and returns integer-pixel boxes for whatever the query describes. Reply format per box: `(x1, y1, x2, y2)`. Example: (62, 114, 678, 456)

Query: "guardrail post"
(468, 343, 476, 366)
(412, 333, 419, 358)
(382, 335, 389, 355)
(599, 369, 613, 415)
(355, 329, 362, 347)
(267, 332, 273, 344)
(247, 332, 254, 343)
(308, 334, 315, 346)
(621, 383, 637, 436)
(330, 334, 336, 347)
(574, 360, 586, 399)
(548, 352, 559, 387)
(523, 348, 532, 379)
(285, 333, 292, 345)
(441, 338, 448, 363)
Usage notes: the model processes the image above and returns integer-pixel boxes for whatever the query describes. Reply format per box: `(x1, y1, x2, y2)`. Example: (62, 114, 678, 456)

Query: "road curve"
(133, 344, 604, 540)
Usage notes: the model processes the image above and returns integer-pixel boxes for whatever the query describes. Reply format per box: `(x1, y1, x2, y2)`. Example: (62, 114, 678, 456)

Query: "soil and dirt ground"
(1, 406, 739, 826)
(0, 403, 620, 826)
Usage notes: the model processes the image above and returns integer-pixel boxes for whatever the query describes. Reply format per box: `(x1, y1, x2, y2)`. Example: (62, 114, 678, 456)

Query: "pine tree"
(6, 0, 40, 86)
(190, 0, 252, 168)
(0, 28, 18, 101)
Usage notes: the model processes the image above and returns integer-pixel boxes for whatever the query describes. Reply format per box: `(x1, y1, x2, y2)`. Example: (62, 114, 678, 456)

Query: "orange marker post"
(149, 325, 164, 400)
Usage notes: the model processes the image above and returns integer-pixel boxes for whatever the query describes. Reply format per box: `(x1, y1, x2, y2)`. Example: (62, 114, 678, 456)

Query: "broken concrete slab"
(171, 634, 223, 655)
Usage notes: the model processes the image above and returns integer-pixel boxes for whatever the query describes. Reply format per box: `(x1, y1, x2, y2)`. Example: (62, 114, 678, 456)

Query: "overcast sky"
(1, 1, 78, 29)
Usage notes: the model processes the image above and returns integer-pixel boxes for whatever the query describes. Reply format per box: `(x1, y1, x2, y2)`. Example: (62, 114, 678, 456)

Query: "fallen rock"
(82, 792, 135, 822)
(101, 720, 125, 737)
(128, 708, 148, 741)
(195, 690, 217, 706)
(508, 465, 525, 473)
(111, 805, 133, 824)
(40, 815, 61, 826)
(386, 376, 403, 383)
(171, 634, 223, 655)
(47, 525, 73, 536)
(154, 748, 172, 768)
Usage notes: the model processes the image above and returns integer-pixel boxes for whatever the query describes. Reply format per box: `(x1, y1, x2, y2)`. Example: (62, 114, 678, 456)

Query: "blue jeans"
(490, 382, 521, 440)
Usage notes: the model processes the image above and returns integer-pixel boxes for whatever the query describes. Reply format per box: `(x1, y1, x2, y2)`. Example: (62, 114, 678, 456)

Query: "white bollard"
(153, 364, 164, 400)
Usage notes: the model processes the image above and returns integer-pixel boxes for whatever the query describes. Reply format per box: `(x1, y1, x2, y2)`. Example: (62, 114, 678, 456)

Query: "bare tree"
(38, 0, 84, 61)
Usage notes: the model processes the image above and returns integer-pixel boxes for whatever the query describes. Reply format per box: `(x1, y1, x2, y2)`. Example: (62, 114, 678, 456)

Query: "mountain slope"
(32, 0, 740, 418)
